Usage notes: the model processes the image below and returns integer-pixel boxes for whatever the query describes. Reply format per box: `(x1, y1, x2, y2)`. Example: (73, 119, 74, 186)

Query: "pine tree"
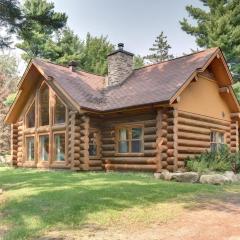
(79, 33, 114, 75)
(145, 32, 174, 63)
(0, 0, 67, 50)
(0, 0, 22, 48)
(0, 54, 19, 154)
(180, 0, 240, 81)
(133, 55, 145, 69)
(16, 0, 67, 61)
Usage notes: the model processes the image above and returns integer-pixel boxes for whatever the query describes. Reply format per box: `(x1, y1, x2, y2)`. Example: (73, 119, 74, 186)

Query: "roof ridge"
(33, 58, 105, 78)
(135, 47, 219, 71)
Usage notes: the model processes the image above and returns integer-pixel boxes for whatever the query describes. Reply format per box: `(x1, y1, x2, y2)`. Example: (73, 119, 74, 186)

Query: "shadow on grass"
(0, 167, 238, 239)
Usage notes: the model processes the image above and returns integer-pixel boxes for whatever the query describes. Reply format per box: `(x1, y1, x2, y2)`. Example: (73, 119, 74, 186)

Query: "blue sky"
(15, 0, 204, 73)
(52, 0, 203, 57)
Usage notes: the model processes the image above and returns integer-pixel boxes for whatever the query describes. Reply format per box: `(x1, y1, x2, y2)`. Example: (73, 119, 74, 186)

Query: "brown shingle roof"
(33, 47, 218, 111)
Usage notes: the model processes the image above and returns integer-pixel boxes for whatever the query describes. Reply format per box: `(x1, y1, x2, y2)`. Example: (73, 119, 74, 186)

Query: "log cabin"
(5, 44, 240, 172)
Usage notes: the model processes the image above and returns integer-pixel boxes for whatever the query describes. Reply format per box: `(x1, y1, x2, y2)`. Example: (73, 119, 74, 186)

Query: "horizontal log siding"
(79, 115, 90, 170)
(89, 118, 102, 171)
(16, 120, 23, 167)
(176, 110, 232, 168)
(11, 123, 18, 166)
(230, 120, 239, 153)
(102, 113, 157, 172)
(69, 111, 81, 170)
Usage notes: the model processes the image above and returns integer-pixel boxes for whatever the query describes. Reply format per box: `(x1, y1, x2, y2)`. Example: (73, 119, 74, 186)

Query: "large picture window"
(117, 126, 143, 153)
(39, 84, 49, 126)
(26, 101, 35, 128)
(54, 96, 66, 125)
(39, 135, 49, 161)
(210, 131, 225, 151)
(54, 133, 65, 161)
(26, 136, 35, 161)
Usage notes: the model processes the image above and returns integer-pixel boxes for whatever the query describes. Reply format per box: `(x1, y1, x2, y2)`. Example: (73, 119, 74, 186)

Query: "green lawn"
(0, 166, 239, 240)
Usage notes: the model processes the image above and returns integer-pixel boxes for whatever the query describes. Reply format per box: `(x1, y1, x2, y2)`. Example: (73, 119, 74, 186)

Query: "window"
(39, 84, 49, 126)
(210, 131, 225, 151)
(117, 126, 143, 153)
(54, 133, 65, 161)
(26, 136, 35, 161)
(39, 135, 49, 161)
(54, 96, 66, 124)
(26, 101, 35, 128)
(89, 131, 98, 156)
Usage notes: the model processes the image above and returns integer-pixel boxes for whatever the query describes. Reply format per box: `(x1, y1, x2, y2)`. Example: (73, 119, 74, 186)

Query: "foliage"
(0, 54, 19, 154)
(0, 167, 233, 239)
(78, 33, 114, 75)
(3, 92, 17, 107)
(145, 31, 174, 63)
(233, 82, 240, 101)
(180, 0, 240, 81)
(133, 55, 145, 69)
(16, 0, 67, 61)
(186, 146, 240, 173)
(0, 0, 22, 48)
(0, 0, 67, 49)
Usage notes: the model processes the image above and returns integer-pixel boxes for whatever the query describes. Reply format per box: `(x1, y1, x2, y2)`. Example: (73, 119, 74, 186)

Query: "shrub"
(186, 146, 236, 173)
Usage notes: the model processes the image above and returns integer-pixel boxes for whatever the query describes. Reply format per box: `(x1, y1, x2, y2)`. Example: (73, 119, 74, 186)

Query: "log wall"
(11, 123, 18, 166)
(176, 110, 232, 168)
(16, 120, 23, 167)
(89, 118, 102, 171)
(101, 112, 157, 172)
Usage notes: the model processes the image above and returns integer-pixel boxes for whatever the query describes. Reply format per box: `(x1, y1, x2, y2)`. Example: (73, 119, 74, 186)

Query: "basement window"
(117, 126, 143, 153)
(210, 131, 225, 151)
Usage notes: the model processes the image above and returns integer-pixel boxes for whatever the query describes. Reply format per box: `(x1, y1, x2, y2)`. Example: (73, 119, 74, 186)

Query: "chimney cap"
(107, 43, 134, 57)
(118, 43, 124, 50)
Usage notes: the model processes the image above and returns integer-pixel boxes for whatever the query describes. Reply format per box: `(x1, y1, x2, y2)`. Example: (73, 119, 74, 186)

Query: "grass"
(0, 166, 239, 240)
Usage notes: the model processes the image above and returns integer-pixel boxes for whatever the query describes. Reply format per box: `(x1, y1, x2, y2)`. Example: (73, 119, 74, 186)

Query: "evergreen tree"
(180, 0, 240, 81)
(133, 55, 145, 69)
(16, 0, 67, 61)
(0, 54, 19, 154)
(0, 0, 22, 48)
(0, 0, 67, 50)
(145, 32, 174, 63)
(79, 33, 114, 75)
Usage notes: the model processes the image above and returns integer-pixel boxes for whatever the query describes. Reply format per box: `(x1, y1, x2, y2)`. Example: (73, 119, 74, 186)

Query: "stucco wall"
(175, 76, 231, 121)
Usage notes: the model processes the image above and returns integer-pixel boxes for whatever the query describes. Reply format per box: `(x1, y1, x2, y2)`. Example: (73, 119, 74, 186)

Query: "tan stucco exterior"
(175, 76, 231, 121)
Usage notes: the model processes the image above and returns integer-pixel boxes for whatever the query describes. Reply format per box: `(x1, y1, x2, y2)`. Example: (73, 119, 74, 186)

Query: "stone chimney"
(107, 43, 134, 86)
(68, 61, 78, 72)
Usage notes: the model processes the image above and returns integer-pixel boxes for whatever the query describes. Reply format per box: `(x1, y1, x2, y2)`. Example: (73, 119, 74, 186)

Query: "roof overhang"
(169, 48, 240, 113)
(5, 60, 81, 124)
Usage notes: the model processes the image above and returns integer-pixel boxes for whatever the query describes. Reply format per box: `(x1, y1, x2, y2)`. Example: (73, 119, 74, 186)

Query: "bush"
(186, 146, 240, 173)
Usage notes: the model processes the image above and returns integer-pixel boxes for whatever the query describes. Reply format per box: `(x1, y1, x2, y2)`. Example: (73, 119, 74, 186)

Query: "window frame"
(25, 99, 36, 129)
(89, 128, 101, 159)
(115, 124, 144, 156)
(53, 94, 67, 126)
(38, 83, 50, 127)
(53, 131, 66, 163)
(210, 130, 225, 152)
(38, 133, 50, 162)
(25, 135, 35, 162)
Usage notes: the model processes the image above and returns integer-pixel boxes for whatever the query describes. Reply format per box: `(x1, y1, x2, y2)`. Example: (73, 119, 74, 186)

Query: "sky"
(51, 0, 203, 57)
(15, 0, 204, 73)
